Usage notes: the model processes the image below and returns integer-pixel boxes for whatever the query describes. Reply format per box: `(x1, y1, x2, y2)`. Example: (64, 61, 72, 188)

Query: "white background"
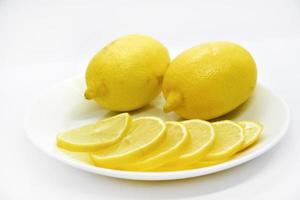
(0, 0, 299, 199)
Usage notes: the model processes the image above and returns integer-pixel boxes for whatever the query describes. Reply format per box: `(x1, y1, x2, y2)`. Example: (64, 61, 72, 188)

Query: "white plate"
(24, 76, 290, 181)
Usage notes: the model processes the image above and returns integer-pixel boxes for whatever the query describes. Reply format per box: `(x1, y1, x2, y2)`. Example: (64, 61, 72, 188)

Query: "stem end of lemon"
(84, 89, 94, 100)
(163, 91, 182, 113)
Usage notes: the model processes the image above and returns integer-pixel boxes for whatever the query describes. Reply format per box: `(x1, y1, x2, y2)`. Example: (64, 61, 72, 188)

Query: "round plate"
(24, 76, 290, 181)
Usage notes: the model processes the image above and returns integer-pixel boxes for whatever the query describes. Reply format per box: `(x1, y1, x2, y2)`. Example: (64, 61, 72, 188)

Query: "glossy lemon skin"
(85, 34, 170, 111)
(162, 41, 257, 120)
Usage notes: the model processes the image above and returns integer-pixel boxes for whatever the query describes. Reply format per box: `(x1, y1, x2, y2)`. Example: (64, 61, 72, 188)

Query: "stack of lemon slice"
(56, 113, 263, 171)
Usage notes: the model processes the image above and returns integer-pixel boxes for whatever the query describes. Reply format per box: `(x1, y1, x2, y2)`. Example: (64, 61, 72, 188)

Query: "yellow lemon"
(159, 157, 231, 171)
(85, 34, 170, 111)
(59, 150, 93, 165)
(159, 120, 215, 170)
(180, 121, 262, 171)
(205, 120, 244, 161)
(238, 121, 263, 149)
(162, 41, 257, 120)
(121, 121, 189, 171)
(90, 117, 166, 169)
(186, 121, 262, 170)
(188, 157, 232, 170)
(56, 113, 131, 152)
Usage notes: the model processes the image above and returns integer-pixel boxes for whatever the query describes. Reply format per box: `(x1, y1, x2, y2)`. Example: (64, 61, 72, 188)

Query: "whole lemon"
(162, 42, 257, 120)
(85, 34, 170, 111)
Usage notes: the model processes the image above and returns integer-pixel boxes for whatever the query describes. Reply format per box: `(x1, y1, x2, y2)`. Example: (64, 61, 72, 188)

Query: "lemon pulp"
(57, 113, 131, 152)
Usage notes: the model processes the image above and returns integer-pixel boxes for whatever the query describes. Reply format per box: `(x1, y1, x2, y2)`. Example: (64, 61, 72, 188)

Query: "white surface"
(0, 0, 300, 199)
(24, 77, 289, 181)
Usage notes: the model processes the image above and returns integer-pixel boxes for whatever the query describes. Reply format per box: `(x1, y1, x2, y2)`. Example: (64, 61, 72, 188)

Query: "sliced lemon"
(121, 121, 189, 171)
(160, 120, 215, 170)
(59, 149, 93, 165)
(204, 120, 244, 161)
(157, 157, 231, 171)
(238, 121, 263, 150)
(90, 117, 166, 169)
(187, 157, 232, 170)
(57, 113, 131, 152)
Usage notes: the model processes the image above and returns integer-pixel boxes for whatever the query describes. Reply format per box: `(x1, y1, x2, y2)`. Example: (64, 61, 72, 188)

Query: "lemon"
(56, 113, 131, 152)
(205, 120, 244, 161)
(188, 157, 231, 169)
(158, 157, 231, 171)
(238, 121, 262, 149)
(90, 117, 166, 169)
(162, 41, 257, 120)
(160, 120, 215, 170)
(85, 34, 170, 111)
(59, 150, 93, 165)
(121, 121, 189, 171)
(187, 121, 262, 170)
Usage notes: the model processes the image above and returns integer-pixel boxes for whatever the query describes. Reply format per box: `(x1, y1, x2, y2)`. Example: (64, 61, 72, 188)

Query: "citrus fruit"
(121, 121, 189, 171)
(161, 120, 215, 170)
(205, 120, 244, 161)
(238, 121, 262, 149)
(90, 117, 166, 169)
(158, 157, 231, 171)
(85, 34, 170, 111)
(60, 150, 93, 165)
(56, 113, 131, 152)
(162, 41, 257, 120)
(188, 157, 231, 169)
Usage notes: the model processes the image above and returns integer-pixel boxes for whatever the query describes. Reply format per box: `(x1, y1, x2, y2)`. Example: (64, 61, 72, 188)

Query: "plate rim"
(23, 76, 290, 181)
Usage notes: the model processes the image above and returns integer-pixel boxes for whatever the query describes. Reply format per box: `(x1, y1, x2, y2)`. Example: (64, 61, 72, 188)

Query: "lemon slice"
(161, 120, 215, 169)
(57, 113, 131, 152)
(121, 121, 189, 171)
(238, 121, 263, 150)
(187, 157, 232, 170)
(59, 149, 93, 165)
(157, 157, 231, 171)
(205, 120, 244, 161)
(90, 117, 166, 169)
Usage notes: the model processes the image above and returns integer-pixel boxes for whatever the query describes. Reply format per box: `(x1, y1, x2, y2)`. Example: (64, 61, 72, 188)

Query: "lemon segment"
(121, 121, 189, 171)
(160, 120, 215, 170)
(56, 113, 131, 152)
(238, 121, 263, 150)
(205, 120, 244, 161)
(90, 117, 166, 169)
